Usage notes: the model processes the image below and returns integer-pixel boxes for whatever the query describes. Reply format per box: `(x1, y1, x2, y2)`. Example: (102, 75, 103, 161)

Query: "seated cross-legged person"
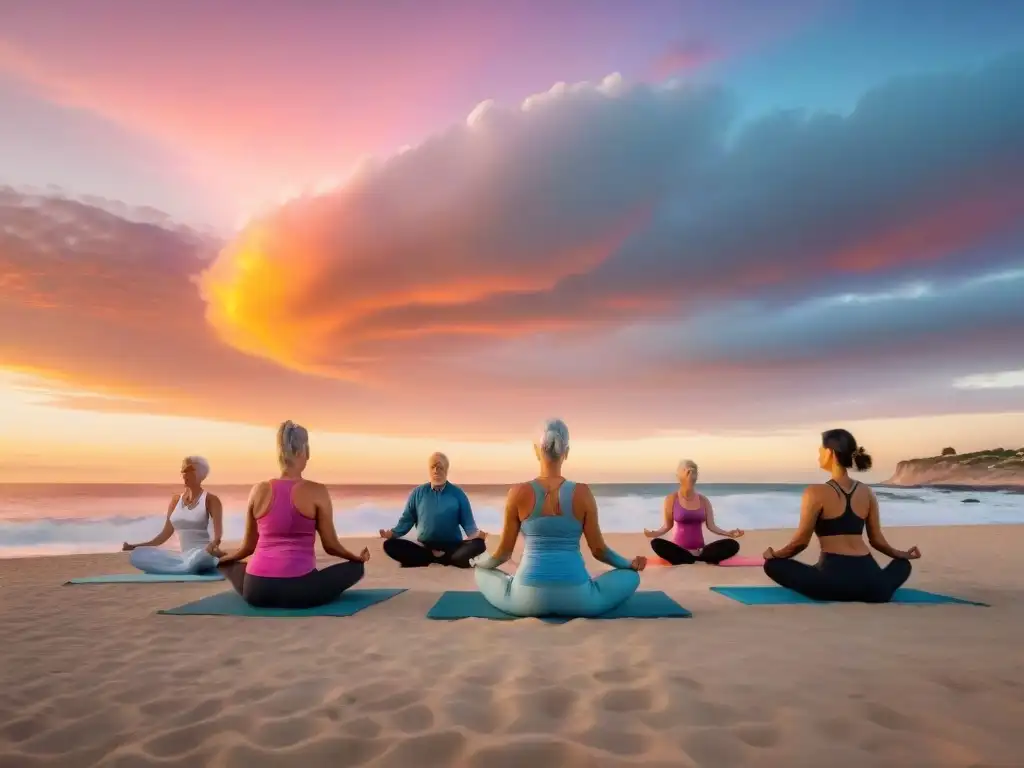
(379, 452, 486, 568)
(763, 428, 920, 602)
(218, 420, 369, 609)
(123, 455, 224, 574)
(473, 418, 646, 618)
(644, 460, 744, 565)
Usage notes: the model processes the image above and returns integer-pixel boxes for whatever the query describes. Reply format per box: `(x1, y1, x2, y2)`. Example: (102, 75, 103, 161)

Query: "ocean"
(2, 482, 1023, 559)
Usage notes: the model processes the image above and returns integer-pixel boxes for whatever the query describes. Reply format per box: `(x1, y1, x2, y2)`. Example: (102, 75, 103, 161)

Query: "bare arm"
(315, 485, 367, 562)
(206, 493, 224, 552)
(124, 495, 177, 549)
(644, 495, 674, 537)
(218, 483, 263, 564)
(474, 486, 522, 568)
(581, 484, 642, 569)
(865, 490, 910, 559)
(767, 487, 818, 559)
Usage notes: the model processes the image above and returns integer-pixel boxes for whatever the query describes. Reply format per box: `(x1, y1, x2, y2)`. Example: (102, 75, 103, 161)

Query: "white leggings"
(129, 547, 218, 575)
(475, 568, 640, 617)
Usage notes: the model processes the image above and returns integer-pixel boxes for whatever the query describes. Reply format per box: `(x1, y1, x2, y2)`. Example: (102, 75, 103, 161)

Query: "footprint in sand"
(861, 701, 920, 732)
(391, 703, 435, 732)
(734, 723, 781, 748)
(593, 667, 644, 685)
(933, 674, 983, 695)
(377, 730, 467, 768)
(579, 726, 650, 756)
(667, 674, 705, 692)
(0, 716, 45, 743)
(680, 727, 748, 766)
(445, 698, 502, 734)
(468, 738, 584, 768)
(337, 716, 382, 738)
(815, 715, 856, 741)
(599, 687, 653, 713)
(505, 687, 580, 735)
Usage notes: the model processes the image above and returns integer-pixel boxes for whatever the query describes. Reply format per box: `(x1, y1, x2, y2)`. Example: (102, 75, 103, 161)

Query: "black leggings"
(219, 561, 364, 609)
(383, 538, 486, 568)
(763, 552, 912, 603)
(651, 537, 740, 565)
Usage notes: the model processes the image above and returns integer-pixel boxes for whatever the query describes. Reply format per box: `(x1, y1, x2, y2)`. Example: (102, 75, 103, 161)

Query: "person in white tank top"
(122, 456, 225, 574)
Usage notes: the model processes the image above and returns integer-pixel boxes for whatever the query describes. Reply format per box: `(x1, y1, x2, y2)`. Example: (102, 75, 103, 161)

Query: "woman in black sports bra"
(762, 428, 921, 602)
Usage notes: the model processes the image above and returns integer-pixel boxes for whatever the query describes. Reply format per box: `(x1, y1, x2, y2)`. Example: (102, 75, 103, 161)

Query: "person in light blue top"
(473, 418, 646, 617)
(380, 451, 487, 568)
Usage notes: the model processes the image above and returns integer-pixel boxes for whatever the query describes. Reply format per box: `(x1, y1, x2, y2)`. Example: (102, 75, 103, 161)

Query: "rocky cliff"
(884, 448, 1024, 488)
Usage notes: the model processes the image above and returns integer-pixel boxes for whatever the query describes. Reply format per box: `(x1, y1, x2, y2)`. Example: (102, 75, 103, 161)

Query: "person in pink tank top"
(643, 460, 745, 565)
(218, 420, 370, 609)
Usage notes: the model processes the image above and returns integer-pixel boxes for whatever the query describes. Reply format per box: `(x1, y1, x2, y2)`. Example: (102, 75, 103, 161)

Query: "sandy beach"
(1, 526, 1022, 767)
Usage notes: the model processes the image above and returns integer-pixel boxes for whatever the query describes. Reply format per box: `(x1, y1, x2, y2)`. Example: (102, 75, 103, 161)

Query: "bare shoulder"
(206, 492, 222, 505)
(572, 482, 595, 504)
(167, 493, 181, 512)
(250, 480, 272, 495)
(299, 479, 329, 498)
(698, 493, 712, 505)
(508, 482, 531, 501)
(803, 484, 825, 500)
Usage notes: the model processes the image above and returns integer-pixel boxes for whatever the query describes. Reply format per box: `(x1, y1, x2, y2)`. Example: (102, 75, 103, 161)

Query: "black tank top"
(814, 480, 866, 536)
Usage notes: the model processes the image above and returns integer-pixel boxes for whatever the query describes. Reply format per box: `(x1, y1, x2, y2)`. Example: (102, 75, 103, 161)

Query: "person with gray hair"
(122, 455, 225, 574)
(473, 418, 646, 618)
(644, 459, 744, 565)
(218, 420, 368, 608)
(380, 451, 486, 568)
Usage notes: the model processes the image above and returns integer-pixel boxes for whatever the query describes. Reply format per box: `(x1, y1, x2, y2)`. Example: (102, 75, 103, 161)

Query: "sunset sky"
(2, 0, 1023, 484)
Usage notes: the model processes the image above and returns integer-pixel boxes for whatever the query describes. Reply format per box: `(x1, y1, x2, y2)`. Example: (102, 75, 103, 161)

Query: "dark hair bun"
(852, 446, 873, 472)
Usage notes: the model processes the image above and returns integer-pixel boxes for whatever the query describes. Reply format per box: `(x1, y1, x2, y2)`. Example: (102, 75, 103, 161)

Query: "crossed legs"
(763, 554, 912, 603)
(383, 537, 486, 568)
(475, 568, 641, 618)
(219, 561, 365, 609)
(650, 537, 740, 565)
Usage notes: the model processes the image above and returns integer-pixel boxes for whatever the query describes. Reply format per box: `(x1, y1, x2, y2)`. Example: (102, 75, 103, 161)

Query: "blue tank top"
(515, 480, 590, 587)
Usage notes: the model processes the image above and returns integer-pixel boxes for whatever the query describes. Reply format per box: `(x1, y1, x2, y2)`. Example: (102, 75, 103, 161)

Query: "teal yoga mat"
(426, 590, 692, 623)
(157, 588, 406, 617)
(66, 572, 224, 584)
(710, 586, 988, 606)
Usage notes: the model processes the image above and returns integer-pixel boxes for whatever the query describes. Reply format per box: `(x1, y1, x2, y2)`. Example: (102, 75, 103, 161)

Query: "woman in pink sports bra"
(644, 459, 745, 565)
(218, 420, 369, 609)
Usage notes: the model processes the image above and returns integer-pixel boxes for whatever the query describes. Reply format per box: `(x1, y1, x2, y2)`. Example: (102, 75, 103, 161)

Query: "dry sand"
(1, 526, 1022, 767)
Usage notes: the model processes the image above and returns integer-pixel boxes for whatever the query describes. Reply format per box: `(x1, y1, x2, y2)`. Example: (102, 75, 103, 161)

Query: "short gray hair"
(677, 459, 698, 479)
(536, 418, 570, 460)
(429, 452, 449, 470)
(183, 455, 210, 482)
(277, 420, 309, 469)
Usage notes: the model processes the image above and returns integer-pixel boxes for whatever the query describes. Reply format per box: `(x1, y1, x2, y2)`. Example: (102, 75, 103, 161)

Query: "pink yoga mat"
(717, 555, 765, 567)
(648, 555, 764, 567)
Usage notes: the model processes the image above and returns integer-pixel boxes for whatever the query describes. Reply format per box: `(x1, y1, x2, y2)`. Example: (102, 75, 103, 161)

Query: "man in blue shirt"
(380, 452, 486, 568)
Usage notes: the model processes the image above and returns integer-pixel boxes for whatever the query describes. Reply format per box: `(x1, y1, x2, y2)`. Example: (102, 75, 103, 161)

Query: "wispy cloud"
(954, 370, 1024, 390)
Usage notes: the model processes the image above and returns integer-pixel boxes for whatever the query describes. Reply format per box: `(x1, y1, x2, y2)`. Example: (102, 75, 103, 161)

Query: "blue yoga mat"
(710, 586, 988, 606)
(158, 588, 406, 617)
(426, 590, 692, 623)
(66, 572, 224, 584)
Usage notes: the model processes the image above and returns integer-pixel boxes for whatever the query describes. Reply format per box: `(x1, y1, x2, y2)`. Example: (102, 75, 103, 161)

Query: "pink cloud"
(650, 39, 721, 79)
